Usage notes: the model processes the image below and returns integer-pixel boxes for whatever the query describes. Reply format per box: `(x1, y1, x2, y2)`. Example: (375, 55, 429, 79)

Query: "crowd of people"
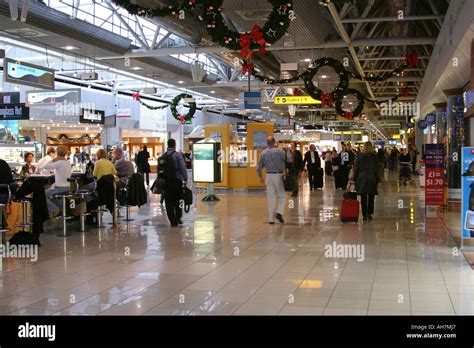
(257, 138, 421, 224)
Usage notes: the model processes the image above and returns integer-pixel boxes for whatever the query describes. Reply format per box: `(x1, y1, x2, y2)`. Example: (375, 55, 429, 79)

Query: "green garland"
(111, 0, 197, 18)
(170, 93, 196, 123)
(139, 101, 168, 110)
(200, 1, 294, 52)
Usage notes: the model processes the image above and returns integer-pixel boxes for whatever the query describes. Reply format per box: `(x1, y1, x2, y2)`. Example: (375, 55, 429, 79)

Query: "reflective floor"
(0, 171, 472, 316)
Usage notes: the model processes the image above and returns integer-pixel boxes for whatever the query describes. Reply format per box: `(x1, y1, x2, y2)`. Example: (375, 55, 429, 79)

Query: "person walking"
(324, 150, 333, 176)
(376, 148, 385, 182)
(287, 142, 303, 197)
(410, 145, 419, 174)
(304, 144, 322, 191)
(353, 142, 379, 222)
(136, 145, 151, 186)
(256, 137, 286, 224)
(159, 139, 188, 227)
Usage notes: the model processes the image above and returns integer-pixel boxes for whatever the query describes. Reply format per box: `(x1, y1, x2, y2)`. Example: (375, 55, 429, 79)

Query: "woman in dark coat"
(353, 141, 380, 221)
(135, 145, 151, 186)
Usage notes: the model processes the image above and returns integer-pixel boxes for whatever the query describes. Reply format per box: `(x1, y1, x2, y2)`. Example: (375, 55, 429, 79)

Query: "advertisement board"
(461, 147, 474, 240)
(192, 142, 222, 183)
(26, 89, 80, 105)
(4, 58, 55, 90)
(253, 131, 267, 150)
(425, 144, 444, 206)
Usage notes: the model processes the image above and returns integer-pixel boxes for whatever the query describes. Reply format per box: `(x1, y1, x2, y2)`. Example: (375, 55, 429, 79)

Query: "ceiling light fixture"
(61, 45, 79, 51)
(131, 66, 144, 71)
(210, 90, 215, 94)
(178, 80, 184, 84)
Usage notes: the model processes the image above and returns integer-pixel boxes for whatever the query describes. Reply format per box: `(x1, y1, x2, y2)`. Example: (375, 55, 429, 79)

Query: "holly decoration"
(111, 0, 197, 18)
(170, 93, 196, 123)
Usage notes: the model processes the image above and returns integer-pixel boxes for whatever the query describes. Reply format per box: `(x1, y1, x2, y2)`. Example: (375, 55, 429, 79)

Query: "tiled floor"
(0, 171, 471, 315)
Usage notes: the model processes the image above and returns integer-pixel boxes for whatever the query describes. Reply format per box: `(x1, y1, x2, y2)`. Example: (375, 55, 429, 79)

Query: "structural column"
(443, 89, 465, 201)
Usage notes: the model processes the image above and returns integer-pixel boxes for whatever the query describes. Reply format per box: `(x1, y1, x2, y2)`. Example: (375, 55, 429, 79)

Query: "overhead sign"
(239, 91, 261, 110)
(0, 92, 20, 104)
(80, 108, 105, 124)
(425, 144, 444, 207)
(274, 96, 321, 105)
(322, 114, 337, 121)
(26, 89, 80, 105)
(237, 122, 247, 133)
(4, 58, 55, 90)
(0, 103, 29, 121)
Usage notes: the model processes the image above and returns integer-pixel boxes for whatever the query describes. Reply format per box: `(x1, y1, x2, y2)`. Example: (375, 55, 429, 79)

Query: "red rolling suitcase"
(340, 199, 359, 222)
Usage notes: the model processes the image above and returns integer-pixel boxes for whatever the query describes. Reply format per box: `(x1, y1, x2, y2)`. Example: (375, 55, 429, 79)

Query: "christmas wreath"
(200, 1, 294, 60)
(334, 88, 365, 119)
(111, 0, 197, 19)
(170, 93, 196, 124)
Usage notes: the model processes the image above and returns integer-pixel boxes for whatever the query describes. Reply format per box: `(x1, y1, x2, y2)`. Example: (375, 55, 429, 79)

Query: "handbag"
(182, 186, 193, 213)
(150, 178, 165, 194)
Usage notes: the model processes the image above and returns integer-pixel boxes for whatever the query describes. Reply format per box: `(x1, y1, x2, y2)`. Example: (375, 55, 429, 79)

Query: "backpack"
(152, 151, 178, 194)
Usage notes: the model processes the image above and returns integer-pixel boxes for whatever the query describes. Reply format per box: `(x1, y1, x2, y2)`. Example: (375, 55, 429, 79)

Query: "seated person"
(21, 152, 36, 177)
(94, 149, 117, 181)
(36, 147, 56, 175)
(112, 148, 135, 187)
(39, 145, 72, 217)
(0, 159, 14, 229)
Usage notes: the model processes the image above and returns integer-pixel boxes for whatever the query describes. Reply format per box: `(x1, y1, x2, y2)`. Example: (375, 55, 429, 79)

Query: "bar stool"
(68, 177, 95, 232)
(118, 179, 133, 223)
(13, 197, 33, 233)
(53, 192, 74, 237)
(0, 184, 12, 245)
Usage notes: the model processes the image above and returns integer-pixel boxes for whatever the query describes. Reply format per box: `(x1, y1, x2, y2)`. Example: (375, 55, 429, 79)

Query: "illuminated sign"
(27, 89, 80, 105)
(4, 58, 55, 90)
(80, 108, 105, 124)
(192, 142, 222, 183)
(0, 103, 29, 120)
(274, 96, 322, 105)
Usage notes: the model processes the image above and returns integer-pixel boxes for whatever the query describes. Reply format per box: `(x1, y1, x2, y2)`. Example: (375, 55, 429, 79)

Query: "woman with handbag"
(353, 142, 380, 222)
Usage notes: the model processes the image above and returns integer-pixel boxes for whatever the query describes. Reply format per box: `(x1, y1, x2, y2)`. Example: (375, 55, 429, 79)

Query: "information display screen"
(193, 143, 222, 183)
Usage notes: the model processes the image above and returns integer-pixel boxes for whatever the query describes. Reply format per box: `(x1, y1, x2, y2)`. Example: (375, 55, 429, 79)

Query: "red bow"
(344, 112, 353, 120)
(241, 62, 255, 75)
(293, 89, 302, 96)
(132, 93, 141, 101)
(239, 24, 266, 60)
(179, 115, 186, 124)
(319, 92, 333, 108)
(401, 87, 409, 97)
(405, 52, 419, 67)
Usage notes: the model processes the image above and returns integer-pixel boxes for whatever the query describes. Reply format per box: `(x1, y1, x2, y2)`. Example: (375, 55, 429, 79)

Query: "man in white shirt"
(36, 147, 56, 175)
(39, 145, 72, 216)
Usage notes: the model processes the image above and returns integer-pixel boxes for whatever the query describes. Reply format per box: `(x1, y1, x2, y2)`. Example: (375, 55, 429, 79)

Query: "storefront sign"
(192, 142, 222, 183)
(322, 115, 337, 121)
(425, 144, 444, 206)
(461, 147, 474, 239)
(0, 92, 20, 104)
(80, 108, 105, 124)
(4, 58, 55, 90)
(273, 96, 321, 105)
(0, 103, 29, 121)
(26, 89, 80, 105)
(117, 108, 132, 118)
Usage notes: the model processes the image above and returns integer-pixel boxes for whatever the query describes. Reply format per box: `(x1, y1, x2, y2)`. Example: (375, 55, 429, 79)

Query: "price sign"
(424, 144, 444, 206)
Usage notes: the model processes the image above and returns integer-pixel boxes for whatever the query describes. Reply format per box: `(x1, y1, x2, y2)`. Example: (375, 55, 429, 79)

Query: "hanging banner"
(424, 144, 444, 206)
(26, 89, 80, 105)
(461, 147, 474, 239)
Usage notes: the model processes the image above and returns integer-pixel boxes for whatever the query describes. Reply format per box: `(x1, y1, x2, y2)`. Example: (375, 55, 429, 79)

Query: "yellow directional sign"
(273, 96, 322, 105)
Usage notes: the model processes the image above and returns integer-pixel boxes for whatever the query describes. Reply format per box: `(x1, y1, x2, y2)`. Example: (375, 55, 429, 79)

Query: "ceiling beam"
(96, 37, 437, 60)
(342, 15, 445, 23)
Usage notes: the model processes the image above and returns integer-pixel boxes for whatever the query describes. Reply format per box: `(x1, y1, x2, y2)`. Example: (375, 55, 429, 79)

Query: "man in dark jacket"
(159, 138, 188, 227)
(135, 145, 151, 186)
(287, 142, 303, 197)
(303, 144, 322, 191)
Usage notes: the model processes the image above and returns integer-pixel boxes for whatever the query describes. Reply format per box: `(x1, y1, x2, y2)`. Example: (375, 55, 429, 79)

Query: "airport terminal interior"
(0, 0, 473, 317)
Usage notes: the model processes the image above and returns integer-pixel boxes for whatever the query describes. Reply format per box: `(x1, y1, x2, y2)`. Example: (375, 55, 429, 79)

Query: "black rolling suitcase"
(334, 169, 344, 189)
(315, 168, 324, 189)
